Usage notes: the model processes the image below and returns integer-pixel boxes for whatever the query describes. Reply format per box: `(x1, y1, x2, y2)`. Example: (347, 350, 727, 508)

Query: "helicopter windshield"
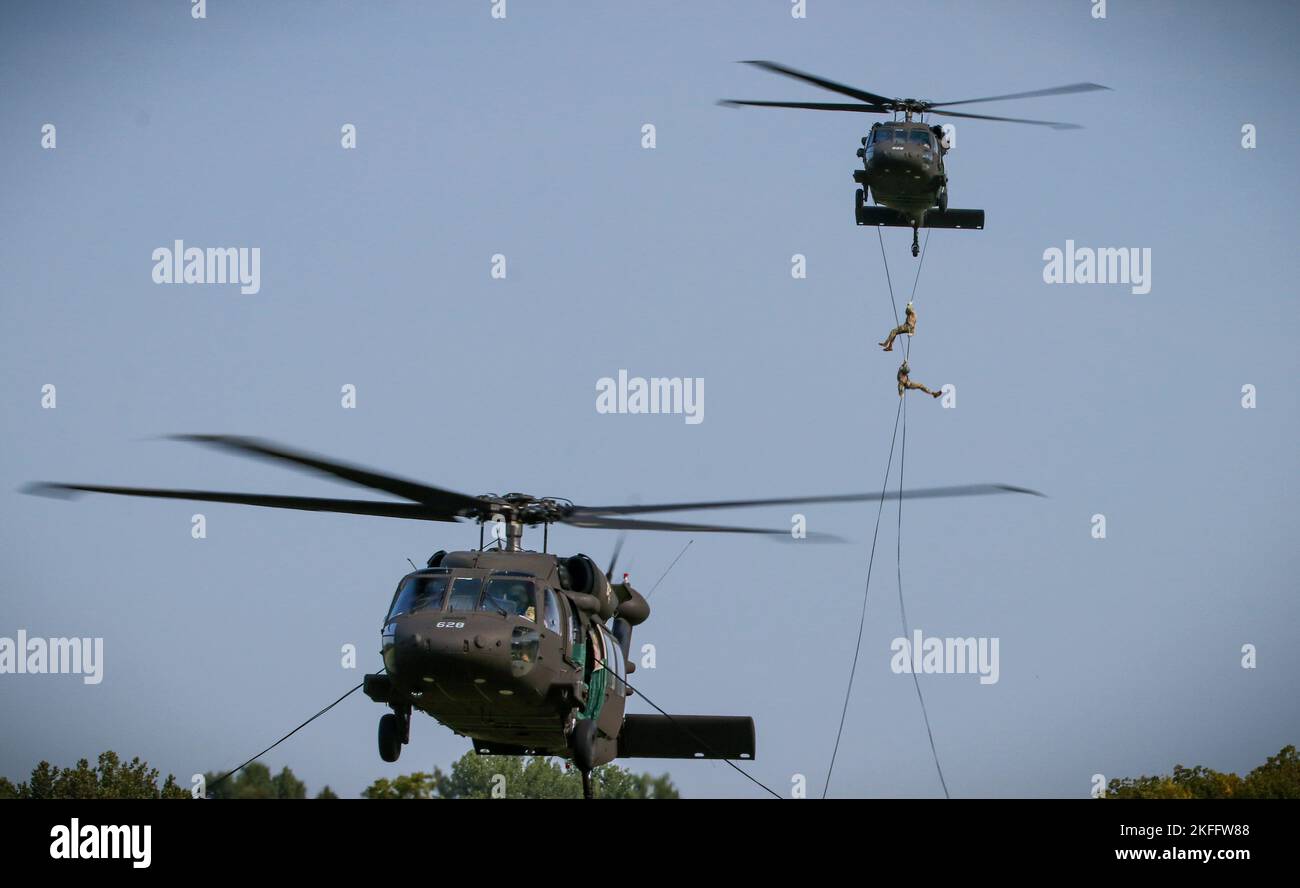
(388, 574, 449, 619)
(447, 576, 484, 612)
(873, 127, 895, 144)
(481, 578, 536, 620)
(910, 130, 934, 147)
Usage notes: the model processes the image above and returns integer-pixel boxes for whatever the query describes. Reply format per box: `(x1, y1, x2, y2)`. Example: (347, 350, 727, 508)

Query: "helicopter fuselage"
(367, 548, 630, 768)
(855, 121, 948, 225)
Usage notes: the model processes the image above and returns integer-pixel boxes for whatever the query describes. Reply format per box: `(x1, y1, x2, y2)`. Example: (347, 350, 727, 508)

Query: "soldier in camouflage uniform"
(897, 361, 942, 399)
(880, 301, 917, 351)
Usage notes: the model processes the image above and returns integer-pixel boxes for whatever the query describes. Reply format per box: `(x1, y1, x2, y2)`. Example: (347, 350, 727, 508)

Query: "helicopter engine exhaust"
(564, 554, 615, 620)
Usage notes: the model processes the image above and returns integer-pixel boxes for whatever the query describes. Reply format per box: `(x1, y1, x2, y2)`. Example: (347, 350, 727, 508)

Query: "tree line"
(0, 749, 677, 799)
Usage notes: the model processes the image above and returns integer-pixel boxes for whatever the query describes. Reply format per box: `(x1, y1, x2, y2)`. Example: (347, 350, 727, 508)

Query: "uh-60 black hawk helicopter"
(27, 434, 1042, 797)
(721, 61, 1109, 256)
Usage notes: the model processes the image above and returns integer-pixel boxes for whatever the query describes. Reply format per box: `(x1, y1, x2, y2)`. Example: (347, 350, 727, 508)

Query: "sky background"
(2, 0, 1297, 799)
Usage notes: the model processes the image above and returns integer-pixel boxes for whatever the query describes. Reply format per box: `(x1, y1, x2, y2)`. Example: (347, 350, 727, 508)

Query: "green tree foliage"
(362, 771, 440, 799)
(315, 785, 339, 799)
(204, 762, 307, 799)
(1105, 745, 1299, 799)
(0, 751, 188, 799)
(1241, 745, 1300, 799)
(363, 751, 678, 799)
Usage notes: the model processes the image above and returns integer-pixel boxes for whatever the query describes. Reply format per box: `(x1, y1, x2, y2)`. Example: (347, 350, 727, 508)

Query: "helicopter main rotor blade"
(563, 513, 841, 541)
(738, 60, 895, 107)
(572, 483, 1043, 517)
(718, 100, 888, 113)
(929, 82, 1110, 108)
(24, 482, 459, 521)
(170, 435, 486, 517)
(930, 109, 1083, 130)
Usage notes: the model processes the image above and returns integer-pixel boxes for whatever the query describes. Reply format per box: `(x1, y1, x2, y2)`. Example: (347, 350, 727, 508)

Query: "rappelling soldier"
(897, 361, 942, 399)
(880, 302, 917, 351)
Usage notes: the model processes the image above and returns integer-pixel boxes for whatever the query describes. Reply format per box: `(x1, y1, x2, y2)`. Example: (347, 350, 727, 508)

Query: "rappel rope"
(896, 225, 948, 798)
(824, 224, 947, 798)
(896, 389, 950, 798)
(822, 396, 903, 798)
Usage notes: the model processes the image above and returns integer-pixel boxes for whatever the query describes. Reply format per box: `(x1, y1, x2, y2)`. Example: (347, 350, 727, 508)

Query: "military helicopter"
(26, 434, 1043, 797)
(721, 60, 1109, 256)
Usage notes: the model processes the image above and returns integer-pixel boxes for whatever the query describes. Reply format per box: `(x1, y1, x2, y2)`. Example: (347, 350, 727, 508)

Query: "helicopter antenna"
(406, 557, 417, 571)
(646, 539, 693, 599)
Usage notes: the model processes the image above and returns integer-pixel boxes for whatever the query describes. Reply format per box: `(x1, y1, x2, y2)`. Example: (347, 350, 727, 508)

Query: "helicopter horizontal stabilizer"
(856, 206, 985, 230)
(920, 208, 985, 229)
(617, 714, 756, 760)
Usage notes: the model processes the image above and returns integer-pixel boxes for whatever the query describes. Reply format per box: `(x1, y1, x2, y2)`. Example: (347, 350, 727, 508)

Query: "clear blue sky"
(2, 0, 1296, 798)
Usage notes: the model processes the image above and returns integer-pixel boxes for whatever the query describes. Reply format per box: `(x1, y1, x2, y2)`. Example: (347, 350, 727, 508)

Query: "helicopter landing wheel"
(938, 187, 948, 213)
(581, 769, 593, 800)
(378, 712, 403, 763)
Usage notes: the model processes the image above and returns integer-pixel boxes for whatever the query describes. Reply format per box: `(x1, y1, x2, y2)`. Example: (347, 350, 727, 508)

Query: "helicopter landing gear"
(911, 225, 920, 257)
(378, 705, 410, 763)
(564, 711, 597, 799)
(570, 717, 597, 771)
(855, 187, 865, 214)
(568, 717, 598, 797)
(378, 714, 401, 762)
(938, 186, 948, 213)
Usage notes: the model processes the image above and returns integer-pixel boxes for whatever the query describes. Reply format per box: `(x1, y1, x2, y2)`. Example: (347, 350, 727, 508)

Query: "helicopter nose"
(383, 614, 512, 685)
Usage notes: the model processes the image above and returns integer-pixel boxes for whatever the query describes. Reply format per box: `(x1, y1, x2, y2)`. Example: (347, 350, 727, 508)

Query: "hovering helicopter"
(721, 60, 1109, 256)
(26, 434, 1043, 797)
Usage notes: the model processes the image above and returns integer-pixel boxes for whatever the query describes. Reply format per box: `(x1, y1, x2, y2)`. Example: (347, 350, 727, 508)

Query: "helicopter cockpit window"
(542, 588, 562, 635)
(910, 130, 933, 147)
(568, 601, 583, 647)
(600, 626, 625, 697)
(481, 578, 536, 620)
(388, 574, 450, 619)
(447, 576, 484, 612)
(873, 127, 894, 144)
